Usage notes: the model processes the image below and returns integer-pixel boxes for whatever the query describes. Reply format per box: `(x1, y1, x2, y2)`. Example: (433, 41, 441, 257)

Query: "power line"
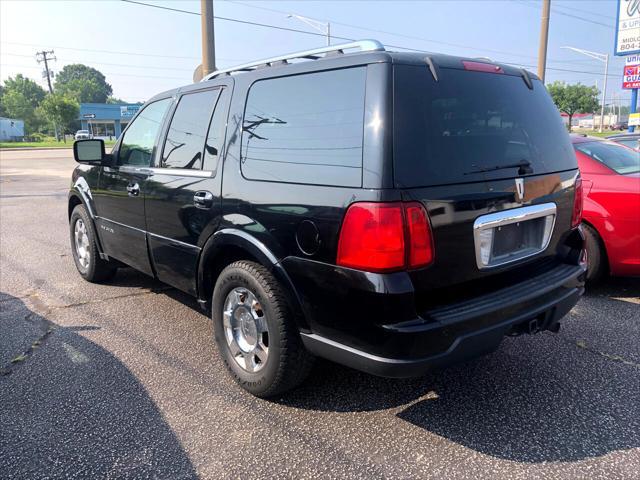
(515, 0, 614, 29)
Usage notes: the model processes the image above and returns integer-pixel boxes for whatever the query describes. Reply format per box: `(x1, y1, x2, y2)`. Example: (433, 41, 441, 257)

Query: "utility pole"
(36, 50, 55, 93)
(201, 0, 216, 76)
(36, 50, 59, 140)
(537, 0, 551, 83)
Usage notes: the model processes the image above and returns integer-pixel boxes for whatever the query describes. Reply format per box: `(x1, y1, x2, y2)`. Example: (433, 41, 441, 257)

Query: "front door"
(93, 97, 173, 275)
(145, 85, 231, 294)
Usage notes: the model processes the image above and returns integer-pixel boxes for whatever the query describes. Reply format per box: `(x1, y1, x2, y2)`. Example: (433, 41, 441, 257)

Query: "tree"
(54, 64, 112, 103)
(39, 94, 79, 141)
(0, 74, 47, 133)
(547, 82, 599, 131)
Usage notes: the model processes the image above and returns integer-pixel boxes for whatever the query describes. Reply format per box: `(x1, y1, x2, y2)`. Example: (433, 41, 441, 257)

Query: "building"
(0, 117, 25, 141)
(79, 103, 142, 139)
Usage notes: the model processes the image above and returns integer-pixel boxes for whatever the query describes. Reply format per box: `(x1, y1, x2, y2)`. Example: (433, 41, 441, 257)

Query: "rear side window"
(203, 89, 230, 174)
(241, 67, 366, 187)
(161, 89, 219, 169)
(393, 65, 577, 187)
(575, 141, 640, 175)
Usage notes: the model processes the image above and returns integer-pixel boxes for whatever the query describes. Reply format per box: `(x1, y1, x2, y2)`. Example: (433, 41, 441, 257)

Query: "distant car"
(75, 130, 91, 140)
(609, 121, 628, 131)
(606, 132, 640, 151)
(571, 135, 640, 281)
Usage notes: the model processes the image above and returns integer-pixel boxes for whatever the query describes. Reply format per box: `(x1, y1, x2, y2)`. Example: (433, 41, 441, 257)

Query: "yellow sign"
(630, 112, 640, 126)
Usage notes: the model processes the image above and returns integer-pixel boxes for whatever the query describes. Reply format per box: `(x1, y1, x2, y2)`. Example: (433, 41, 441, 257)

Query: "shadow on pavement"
(278, 276, 640, 463)
(0, 293, 196, 479)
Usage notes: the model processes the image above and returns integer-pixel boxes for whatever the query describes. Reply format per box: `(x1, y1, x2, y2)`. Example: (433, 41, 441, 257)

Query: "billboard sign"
(623, 64, 640, 88)
(615, 0, 640, 56)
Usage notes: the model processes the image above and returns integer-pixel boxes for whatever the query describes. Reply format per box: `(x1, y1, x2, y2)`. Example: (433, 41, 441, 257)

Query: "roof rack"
(201, 39, 385, 81)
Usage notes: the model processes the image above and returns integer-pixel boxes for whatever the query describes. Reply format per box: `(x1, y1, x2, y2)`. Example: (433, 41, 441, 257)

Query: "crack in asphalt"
(0, 287, 173, 376)
(570, 337, 640, 369)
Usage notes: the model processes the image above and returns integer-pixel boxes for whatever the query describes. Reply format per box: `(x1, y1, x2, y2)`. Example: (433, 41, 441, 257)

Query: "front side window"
(240, 67, 366, 187)
(119, 98, 171, 166)
(575, 141, 640, 175)
(161, 89, 219, 169)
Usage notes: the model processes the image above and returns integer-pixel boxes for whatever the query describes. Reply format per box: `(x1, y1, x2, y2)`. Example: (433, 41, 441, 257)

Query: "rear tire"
(212, 260, 314, 397)
(583, 223, 607, 283)
(70, 205, 117, 283)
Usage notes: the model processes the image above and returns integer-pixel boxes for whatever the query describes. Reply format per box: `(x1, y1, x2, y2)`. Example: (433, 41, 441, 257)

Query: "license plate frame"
(473, 203, 556, 270)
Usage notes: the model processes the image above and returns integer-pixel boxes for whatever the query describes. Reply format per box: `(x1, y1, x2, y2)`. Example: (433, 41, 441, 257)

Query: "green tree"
(0, 74, 47, 133)
(547, 82, 599, 131)
(39, 94, 79, 141)
(54, 64, 112, 103)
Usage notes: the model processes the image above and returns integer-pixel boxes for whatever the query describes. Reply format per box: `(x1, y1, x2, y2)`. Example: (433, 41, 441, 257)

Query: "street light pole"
(287, 14, 330, 46)
(561, 46, 610, 133)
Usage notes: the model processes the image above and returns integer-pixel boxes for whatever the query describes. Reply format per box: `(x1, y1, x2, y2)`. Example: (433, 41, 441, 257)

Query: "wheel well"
(68, 195, 82, 219)
(200, 245, 261, 306)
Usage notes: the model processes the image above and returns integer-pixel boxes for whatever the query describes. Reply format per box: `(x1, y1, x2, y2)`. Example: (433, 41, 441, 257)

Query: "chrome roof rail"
(201, 39, 385, 81)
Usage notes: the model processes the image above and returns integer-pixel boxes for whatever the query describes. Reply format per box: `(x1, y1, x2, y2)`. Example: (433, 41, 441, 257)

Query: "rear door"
(145, 83, 232, 295)
(93, 97, 172, 275)
(392, 64, 579, 308)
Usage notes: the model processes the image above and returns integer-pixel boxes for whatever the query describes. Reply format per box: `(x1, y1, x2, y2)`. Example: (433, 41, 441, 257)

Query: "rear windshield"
(393, 65, 576, 187)
(575, 141, 640, 175)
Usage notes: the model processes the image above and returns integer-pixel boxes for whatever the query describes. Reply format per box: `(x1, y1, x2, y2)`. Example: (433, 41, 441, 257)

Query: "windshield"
(393, 65, 576, 187)
(575, 141, 640, 175)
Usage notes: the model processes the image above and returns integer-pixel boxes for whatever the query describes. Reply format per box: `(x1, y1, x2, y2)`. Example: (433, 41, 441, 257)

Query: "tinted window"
(119, 98, 171, 166)
(162, 89, 219, 169)
(394, 66, 577, 187)
(203, 88, 230, 174)
(575, 141, 640, 174)
(241, 67, 366, 187)
(614, 138, 640, 150)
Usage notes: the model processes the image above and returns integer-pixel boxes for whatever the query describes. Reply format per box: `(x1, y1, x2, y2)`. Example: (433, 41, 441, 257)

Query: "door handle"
(193, 191, 214, 209)
(126, 182, 140, 196)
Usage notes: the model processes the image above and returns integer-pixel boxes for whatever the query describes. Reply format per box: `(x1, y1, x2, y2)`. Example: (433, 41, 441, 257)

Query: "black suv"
(69, 40, 586, 397)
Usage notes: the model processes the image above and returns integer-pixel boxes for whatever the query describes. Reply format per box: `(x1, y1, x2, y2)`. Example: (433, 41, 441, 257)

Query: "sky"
(0, 0, 635, 109)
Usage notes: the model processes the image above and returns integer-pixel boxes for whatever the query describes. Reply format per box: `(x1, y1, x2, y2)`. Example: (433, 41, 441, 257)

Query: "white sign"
(627, 54, 640, 65)
(615, 0, 640, 56)
(630, 112, 640, 126)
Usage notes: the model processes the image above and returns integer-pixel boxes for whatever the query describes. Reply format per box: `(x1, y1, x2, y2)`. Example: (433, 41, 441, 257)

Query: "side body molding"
(197, 228, 311, 330)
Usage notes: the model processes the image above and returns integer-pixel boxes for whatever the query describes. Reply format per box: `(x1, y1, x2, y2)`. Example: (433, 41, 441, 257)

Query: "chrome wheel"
(223, 287, 269, 373)
(74, 218, 90, 269)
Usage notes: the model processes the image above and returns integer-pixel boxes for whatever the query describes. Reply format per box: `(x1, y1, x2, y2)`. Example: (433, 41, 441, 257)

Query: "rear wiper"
(464, 160, 533, 176)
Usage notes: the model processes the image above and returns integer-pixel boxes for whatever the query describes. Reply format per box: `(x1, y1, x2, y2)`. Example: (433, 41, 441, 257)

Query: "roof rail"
(201, 39, 385, 81)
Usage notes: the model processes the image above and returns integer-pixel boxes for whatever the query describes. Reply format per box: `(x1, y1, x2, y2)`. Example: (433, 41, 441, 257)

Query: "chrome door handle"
(193, 191, 214, 209)
(126, 183, 140, 196)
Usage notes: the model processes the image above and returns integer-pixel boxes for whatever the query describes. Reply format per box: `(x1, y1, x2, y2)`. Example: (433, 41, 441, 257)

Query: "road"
(1, 149, 639, 479)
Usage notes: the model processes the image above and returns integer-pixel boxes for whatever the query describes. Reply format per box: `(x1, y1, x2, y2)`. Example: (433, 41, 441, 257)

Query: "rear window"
(240, 67, 366, 187)
(393, 65, 576, 187)
(575, 141, 640, 175)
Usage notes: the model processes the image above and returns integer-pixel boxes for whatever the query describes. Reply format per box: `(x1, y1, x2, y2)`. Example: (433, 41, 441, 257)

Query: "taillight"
(404, 202, 434, 268)
(336, 202, 434, 273)
(571, 176, 583, 228)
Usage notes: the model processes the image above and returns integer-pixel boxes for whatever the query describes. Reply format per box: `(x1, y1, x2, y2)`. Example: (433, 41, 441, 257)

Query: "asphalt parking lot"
(1, 149, 639, 479)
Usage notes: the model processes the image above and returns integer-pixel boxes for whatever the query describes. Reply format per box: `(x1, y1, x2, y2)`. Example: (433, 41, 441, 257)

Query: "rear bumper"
(285, 257, 586, 378)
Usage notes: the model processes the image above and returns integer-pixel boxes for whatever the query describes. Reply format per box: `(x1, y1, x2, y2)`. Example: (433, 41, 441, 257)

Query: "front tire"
(70, 205, 117, 283)
(212, 260, 314, 397)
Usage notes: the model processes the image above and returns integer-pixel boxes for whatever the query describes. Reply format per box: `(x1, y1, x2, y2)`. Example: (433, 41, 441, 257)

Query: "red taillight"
(404, 202, 434, 268)
(462, 60, 504, 74)
(337, 202, 434, 273)
(571, 176, 583, 228)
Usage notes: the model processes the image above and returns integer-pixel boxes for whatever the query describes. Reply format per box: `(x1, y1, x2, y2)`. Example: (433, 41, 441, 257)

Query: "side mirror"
(74, 139, 107, 164)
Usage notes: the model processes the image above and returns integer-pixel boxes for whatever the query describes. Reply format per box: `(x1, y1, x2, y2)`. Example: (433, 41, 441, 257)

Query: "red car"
(571, 135, 640, 281)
